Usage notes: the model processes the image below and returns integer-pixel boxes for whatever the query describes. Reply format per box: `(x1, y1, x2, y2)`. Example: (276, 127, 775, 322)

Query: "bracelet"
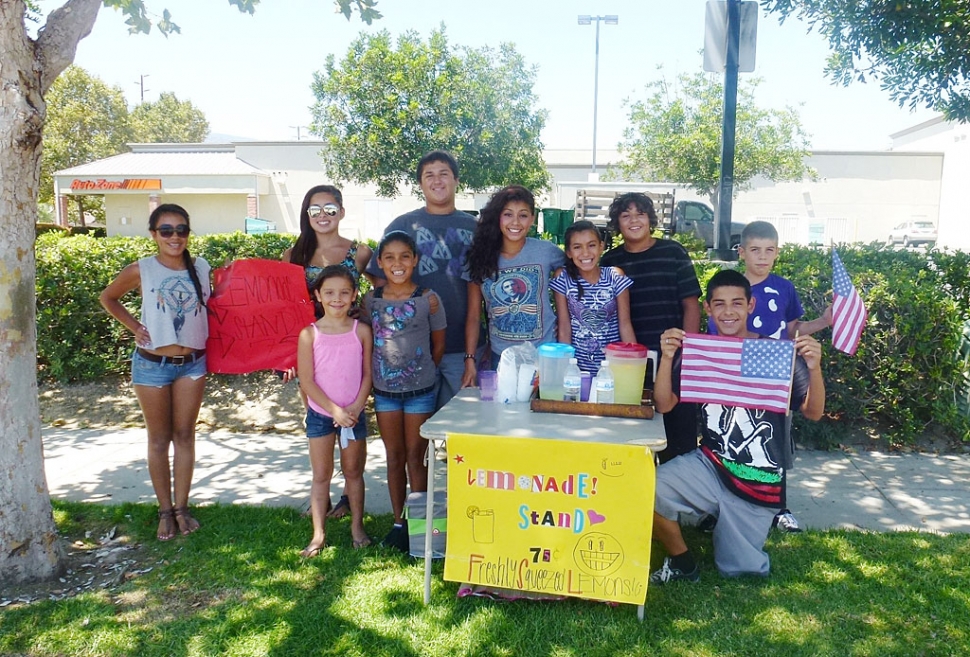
(464, 353, 476, 360)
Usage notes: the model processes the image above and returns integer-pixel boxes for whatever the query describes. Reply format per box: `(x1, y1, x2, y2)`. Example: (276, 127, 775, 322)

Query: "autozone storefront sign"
(70, 178, 162, 190)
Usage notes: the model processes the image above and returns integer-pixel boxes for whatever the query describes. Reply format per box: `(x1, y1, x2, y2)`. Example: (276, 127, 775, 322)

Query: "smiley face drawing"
(599, 457, 626, 478)
(574, 532, 623, 576)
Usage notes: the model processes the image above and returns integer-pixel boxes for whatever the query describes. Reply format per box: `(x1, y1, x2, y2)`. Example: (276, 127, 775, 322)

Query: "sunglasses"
(154, 224, 190, 238)
(307, 203, 340, 218)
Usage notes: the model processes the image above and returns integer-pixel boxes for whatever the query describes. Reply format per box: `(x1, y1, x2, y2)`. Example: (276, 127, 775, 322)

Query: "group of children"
(293, 182, 647, 558)
(102, 148, 831, 585)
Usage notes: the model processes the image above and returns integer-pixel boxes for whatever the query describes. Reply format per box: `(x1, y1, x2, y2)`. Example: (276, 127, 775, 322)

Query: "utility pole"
(290, 125, 308, 141)
(578, 14, 619, 178)
(134, 74, 149, 104)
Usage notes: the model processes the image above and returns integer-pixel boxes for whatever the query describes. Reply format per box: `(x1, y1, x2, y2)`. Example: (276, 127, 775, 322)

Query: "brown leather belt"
(136, 348, 206, 366)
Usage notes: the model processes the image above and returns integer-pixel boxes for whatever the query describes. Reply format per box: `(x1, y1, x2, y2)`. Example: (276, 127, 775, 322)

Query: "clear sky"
(55, 0, 938, 152)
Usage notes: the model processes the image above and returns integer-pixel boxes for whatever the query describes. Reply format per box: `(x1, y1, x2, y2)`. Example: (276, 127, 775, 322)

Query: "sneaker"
(649, 557, 700, 585)
(773, 509, 802, 533)
(381, 524, 410, 554)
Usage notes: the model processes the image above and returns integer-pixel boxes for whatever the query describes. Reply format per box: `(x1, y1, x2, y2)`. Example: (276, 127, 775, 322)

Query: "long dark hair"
(309, 265, 357, 316)
(149, 203, 206, 309)
(290, 185, 344, 267)
(465, 185, 535, 283)
(562, 220, 602, 300)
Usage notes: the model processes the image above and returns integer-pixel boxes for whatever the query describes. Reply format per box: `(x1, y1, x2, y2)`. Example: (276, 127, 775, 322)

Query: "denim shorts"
(373, 388, 437, 414)
(305, 406, 368, 440)
(131, 349, 206, 387)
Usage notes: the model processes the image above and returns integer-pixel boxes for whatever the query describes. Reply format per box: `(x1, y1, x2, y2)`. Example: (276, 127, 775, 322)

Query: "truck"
(574, 188, 745, 249)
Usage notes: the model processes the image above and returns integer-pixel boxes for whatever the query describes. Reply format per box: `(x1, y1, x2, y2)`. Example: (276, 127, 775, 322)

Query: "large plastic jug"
(537, 343, 576, 400)
(604, 342, 648, 405)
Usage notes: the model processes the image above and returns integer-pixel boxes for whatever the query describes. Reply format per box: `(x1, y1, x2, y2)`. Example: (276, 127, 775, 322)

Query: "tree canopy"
(103, 0, 381, 34)
(130, 91, 209, 143)
(41, 66, 132, 205)
(612, 72, 813, 206)
(309, 26, 549, 197)
(762, 0, 970, 121)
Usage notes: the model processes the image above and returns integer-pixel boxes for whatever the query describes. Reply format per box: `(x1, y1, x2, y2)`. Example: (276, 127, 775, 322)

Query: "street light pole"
(578, 14, 618, 175)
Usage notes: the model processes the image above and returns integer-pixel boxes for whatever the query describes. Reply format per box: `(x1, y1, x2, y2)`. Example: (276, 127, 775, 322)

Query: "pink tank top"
(307, 320, 364, 417)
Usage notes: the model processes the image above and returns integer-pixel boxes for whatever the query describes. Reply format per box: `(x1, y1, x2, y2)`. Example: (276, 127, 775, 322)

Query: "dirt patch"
(40, 372, 307, 434)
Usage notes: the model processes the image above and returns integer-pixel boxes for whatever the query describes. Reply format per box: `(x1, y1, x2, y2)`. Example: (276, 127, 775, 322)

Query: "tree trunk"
(0, 0, 101, 585)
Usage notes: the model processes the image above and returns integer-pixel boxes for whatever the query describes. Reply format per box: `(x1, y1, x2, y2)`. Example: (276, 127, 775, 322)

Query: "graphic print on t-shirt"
(153, 274, 202, 336)
(566, 291, 618, 365)
(704, 403, 778, 470)
(413, 225, 474, 277)
(485, 264, 543, 342)
(752, 285, 786, 338)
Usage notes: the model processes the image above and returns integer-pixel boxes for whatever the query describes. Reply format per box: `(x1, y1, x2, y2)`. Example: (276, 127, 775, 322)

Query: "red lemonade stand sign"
(445, 434, 655, 605)
(205, 259, 315, 374)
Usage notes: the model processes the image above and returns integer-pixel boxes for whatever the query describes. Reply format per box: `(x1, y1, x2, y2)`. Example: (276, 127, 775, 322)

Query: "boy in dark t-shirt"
(601, 192, 701, 464)
(650, 269, 826, 584)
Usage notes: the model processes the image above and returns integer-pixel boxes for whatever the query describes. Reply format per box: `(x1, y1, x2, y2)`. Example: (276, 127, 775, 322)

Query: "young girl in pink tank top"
(296, 266, 373, 556)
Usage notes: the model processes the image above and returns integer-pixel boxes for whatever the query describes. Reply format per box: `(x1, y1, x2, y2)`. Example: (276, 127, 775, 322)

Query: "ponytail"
(182, 249, 208, 310)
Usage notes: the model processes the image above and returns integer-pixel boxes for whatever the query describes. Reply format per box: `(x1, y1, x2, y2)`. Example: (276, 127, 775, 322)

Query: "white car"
(887, 220, 937, 248)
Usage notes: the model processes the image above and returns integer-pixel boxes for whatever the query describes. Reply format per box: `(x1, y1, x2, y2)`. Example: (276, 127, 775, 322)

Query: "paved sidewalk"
(43, 426, 970, 534)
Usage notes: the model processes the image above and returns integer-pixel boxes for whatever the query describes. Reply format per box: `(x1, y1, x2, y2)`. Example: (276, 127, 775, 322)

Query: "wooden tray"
(530, 397, 655, 419)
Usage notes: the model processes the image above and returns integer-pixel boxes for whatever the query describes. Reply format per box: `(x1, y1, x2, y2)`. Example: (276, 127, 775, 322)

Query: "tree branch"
(34, 0, 102, 94)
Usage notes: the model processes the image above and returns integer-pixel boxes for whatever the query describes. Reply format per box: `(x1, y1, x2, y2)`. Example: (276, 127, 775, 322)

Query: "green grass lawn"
(2, 502, 968, 657)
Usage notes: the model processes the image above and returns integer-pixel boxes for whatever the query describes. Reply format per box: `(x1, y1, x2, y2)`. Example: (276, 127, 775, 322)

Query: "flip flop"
(327, 495, 351, 519)
(300, 541, 326, 558)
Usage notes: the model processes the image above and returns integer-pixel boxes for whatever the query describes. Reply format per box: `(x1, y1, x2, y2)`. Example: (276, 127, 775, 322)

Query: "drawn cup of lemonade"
(467, 506, 495, 544)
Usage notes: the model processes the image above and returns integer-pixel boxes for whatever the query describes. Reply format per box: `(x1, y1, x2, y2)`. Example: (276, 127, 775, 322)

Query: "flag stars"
(741, 340, 795, 380)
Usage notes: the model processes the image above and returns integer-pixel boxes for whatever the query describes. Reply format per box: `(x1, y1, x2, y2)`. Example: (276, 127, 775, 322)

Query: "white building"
(53, 127, 960, 250)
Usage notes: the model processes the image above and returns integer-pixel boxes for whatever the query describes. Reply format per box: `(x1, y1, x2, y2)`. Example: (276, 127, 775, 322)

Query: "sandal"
(174, 506, 200, 536)
(157, 508, 176, 541)
(327, 495, 350, 519)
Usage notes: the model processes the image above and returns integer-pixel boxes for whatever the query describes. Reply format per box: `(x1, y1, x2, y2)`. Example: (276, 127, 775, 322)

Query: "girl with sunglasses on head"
(100, 204, 210, 542)
(282, 185, 374, 519)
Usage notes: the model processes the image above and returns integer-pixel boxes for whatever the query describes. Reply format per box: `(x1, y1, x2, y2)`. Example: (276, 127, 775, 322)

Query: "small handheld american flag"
(831, 249, 867, 355)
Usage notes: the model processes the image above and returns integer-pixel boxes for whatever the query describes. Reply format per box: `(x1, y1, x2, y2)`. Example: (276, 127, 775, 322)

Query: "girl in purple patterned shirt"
(550, 221, 637, 373)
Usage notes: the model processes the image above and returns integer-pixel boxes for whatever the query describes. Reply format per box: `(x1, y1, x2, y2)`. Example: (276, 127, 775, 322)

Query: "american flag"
(831, 249, 867, 355)
(680, 333, 795, 414)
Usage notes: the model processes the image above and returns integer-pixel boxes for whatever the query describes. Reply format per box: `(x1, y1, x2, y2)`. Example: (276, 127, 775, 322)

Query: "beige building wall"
(732, 151, 943, 245)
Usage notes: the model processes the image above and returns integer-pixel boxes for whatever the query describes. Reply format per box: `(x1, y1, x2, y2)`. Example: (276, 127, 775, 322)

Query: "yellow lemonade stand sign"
(444, 434, 655, 605)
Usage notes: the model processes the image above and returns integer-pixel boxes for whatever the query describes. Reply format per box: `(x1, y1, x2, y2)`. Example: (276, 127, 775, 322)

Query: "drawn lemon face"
(574, 532, 623, 576)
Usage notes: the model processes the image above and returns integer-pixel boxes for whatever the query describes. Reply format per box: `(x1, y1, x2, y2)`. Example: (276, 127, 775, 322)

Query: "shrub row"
(753, 243, 970, 446)
(34, 233, 970, 445)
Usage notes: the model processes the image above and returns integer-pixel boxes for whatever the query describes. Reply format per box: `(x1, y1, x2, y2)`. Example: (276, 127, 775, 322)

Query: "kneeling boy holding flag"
(650, 269, 826, 584)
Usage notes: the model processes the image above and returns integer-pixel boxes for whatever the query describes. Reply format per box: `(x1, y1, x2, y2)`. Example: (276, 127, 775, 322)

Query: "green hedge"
(35, 234, 970, 445)
(713, 243, 970, 446)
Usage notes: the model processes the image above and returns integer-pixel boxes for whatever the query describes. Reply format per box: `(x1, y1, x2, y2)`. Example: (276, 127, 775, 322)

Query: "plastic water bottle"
(595, 360, 615, 404)
(563, 358, 582, 402)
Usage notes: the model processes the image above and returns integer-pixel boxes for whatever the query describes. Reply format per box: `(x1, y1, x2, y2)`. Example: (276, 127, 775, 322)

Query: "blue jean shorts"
(373, 388, 437, 414)
(131, 349, 206, 387)
(305, 406, 368, 440)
